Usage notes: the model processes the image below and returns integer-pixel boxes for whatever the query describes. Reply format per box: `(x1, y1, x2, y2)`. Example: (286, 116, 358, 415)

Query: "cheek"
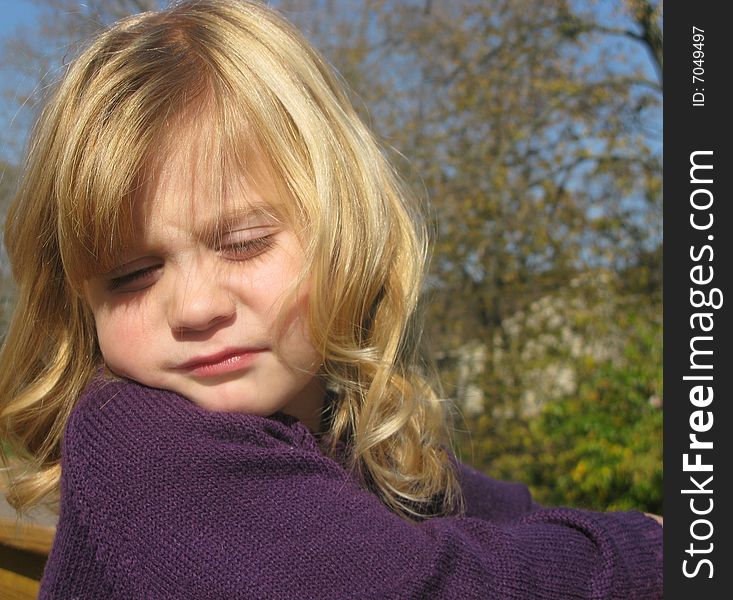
(245, 242, 311, 329)
(93, 307, 150, 373)
(279, 291, 319, 365)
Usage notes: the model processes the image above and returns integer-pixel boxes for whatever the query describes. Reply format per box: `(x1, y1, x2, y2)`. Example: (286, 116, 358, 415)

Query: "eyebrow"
(99, 202, 284, 277)
(193, 202, 283, 239)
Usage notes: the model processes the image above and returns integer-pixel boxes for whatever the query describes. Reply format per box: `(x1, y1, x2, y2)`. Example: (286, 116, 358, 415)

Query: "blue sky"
(0, 0, 42, 163)
(0, 0, 40, 38)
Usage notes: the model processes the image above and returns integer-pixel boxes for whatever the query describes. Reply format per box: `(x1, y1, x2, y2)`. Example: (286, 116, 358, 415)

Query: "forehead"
(132, 133, 287, 235)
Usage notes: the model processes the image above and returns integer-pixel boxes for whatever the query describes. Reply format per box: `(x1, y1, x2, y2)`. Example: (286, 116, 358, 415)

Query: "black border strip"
(664, 3, 731, 597)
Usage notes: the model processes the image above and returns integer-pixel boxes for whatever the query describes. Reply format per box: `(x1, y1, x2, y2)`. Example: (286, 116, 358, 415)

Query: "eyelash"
(219, 234, 275, 260)
(107, 235, 276, 292)
(108, 265, 161, 291)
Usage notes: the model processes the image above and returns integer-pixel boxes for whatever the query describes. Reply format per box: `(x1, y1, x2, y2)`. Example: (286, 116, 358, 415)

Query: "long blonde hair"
(0, 0, 461, 519)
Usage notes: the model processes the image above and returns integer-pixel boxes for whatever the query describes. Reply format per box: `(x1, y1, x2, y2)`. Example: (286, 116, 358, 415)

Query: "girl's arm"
(456, 461, 664, 526)
(40, 379, 662, 600)
(454, 459, 537, 522)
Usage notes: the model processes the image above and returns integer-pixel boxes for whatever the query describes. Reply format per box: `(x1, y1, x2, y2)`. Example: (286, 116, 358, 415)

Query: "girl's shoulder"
(64, 376, 331, 480)
(69, 376, 319, 450)
(65, 377, 192, 464)
(69, 376, 533, 523)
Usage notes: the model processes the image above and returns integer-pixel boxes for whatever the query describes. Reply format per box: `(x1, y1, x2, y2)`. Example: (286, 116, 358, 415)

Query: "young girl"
(0, 1, 662, 598)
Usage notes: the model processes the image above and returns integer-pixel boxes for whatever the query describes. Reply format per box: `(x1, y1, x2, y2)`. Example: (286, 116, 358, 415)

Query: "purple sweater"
(39, 378, 662, 599)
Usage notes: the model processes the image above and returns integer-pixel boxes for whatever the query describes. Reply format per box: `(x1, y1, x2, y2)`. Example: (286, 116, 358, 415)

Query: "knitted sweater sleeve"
(455, 460, 536, 522)
(39, 379, 662, 600)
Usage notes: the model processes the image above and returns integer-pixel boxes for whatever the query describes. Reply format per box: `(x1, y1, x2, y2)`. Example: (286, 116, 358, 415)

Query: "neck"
(282, 377, 327, 434)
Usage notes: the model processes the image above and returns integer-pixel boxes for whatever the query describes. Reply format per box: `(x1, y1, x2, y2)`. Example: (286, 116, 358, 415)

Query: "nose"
(166, 260, 236, 334)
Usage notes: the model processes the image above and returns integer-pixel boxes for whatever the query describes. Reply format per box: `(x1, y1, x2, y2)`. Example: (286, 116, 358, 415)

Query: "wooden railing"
(0, 510, 55, 599)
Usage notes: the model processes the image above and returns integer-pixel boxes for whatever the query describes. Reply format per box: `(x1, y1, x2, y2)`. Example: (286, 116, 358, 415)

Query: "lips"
(176, 348, 266, 377)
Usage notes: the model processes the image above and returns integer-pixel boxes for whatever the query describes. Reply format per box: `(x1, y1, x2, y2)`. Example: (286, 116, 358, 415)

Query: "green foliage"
(455, 286, 662, 513)
(528, 328, 662, 512)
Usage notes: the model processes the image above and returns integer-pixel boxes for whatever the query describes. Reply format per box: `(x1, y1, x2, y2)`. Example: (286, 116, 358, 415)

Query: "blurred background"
(0, 0, 662, 514)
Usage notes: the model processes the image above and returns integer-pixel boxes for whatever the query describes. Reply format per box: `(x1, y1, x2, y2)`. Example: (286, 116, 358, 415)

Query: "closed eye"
(107, 265, 162, 292)
(218, 234, 275, 261)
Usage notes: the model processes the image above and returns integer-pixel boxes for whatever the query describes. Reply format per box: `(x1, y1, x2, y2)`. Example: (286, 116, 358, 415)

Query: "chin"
(183, 383, 284, 416)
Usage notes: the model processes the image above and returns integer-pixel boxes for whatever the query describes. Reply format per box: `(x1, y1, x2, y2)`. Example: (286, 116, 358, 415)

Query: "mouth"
(175, 348, 266, 377)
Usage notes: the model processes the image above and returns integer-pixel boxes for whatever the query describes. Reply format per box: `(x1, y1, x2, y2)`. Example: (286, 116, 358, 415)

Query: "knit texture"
(39, 378, 663, 599)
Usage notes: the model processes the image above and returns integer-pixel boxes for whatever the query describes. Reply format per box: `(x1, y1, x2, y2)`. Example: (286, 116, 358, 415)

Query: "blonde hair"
(0, 0, 461, 519)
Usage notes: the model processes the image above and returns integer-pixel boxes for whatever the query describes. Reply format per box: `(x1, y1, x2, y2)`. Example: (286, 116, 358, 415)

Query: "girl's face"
(85, 153, 325, 432)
